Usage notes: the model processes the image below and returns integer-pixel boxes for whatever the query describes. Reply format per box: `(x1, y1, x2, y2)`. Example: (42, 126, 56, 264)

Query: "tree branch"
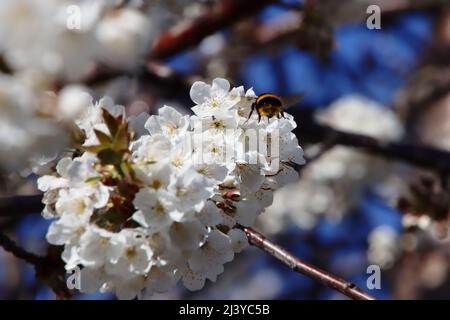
(72, 0, 279, 89)
(0, 231, 72, 299)
(238, 226, 375, 300)
(293, 108, 450, 176)
(149, 0, 279, 61)
(4, 110, 450, 219)
(0, 194, 43, 217)
(76, 0, 447, 90)
(0, 231, 43, 266)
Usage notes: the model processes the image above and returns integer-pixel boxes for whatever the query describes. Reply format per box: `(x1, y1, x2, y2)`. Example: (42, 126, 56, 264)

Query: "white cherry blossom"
(38, 78, 305, 299)
(144, 105, 190, 140)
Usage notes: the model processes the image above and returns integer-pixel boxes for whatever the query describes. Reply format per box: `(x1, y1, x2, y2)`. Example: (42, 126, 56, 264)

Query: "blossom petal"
(190, 81, 211, 105)
(211, 78, 230, 94)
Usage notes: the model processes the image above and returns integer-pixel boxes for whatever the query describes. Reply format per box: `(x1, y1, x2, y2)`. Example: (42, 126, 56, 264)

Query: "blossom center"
(150, 180, 161, 190)
(165, 124, 177, 135)
(211, 120, 225, 129)
(211, 146, 221, 154)
(208, 98, 220, 108)
(154, 201, 166, 216)
(126, 247, 137, 258)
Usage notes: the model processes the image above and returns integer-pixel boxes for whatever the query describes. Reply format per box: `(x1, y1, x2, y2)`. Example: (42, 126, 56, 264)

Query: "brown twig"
(0, 195, 71, 298)
(149, 0, 279, 61)
(0, 231, 72, 299)
(238, 226, 376, 300)
(0, 231, 43, 266)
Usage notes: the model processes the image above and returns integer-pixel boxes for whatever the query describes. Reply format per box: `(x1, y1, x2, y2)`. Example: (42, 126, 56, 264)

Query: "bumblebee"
(248, 93, 303, 122)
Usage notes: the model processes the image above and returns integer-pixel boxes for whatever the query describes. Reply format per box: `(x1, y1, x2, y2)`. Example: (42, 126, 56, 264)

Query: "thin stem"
(238, 226, 376, 300)
(0, 231, 72, 299)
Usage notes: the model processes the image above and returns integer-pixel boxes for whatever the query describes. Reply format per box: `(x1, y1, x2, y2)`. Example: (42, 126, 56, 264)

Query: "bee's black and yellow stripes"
(255, 93, 282, 106)
(252, 93, 284, 121)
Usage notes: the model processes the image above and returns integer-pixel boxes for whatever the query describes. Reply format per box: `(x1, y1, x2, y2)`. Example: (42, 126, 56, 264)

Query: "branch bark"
(0, 231, 72, 299)
(0, 194, 43, 217)
(238, 226, 376, 300)
(293, 108, 450, 176)
(0, 231, 43, 266)
(149, 0, 279, 61)
(1, 225, 375, 300)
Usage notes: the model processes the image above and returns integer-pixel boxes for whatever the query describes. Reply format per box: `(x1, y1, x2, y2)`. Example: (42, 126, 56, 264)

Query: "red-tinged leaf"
(113, 123, 129, 152)
(83, 144, 108, 154)
(94, 129, 113, 145)
(102, 108, 119, 137)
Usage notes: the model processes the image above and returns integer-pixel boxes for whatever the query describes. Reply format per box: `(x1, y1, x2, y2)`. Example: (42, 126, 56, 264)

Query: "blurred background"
(1, 0, 450, 299)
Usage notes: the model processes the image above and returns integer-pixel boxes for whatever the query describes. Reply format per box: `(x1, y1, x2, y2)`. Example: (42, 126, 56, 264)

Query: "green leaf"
(120, 162, 131, 178)
(92, 207, 123, 232)
(94, 129, 113, 145)
(83, 144, 108, 154)
(85, 176, 101, 183)
(112, 123, 129, 152)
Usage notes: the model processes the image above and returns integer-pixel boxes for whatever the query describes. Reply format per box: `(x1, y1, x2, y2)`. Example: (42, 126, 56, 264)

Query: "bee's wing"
(245, 95, 258, 103)
(280, 94, 304, 109)
(232, 93, 256, 104)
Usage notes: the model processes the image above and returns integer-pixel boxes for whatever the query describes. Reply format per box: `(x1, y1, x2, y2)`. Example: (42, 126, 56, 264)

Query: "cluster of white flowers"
(261, 95, 403, 233)
(0, 0, 205, 81)
(37, 78, 304, 299)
